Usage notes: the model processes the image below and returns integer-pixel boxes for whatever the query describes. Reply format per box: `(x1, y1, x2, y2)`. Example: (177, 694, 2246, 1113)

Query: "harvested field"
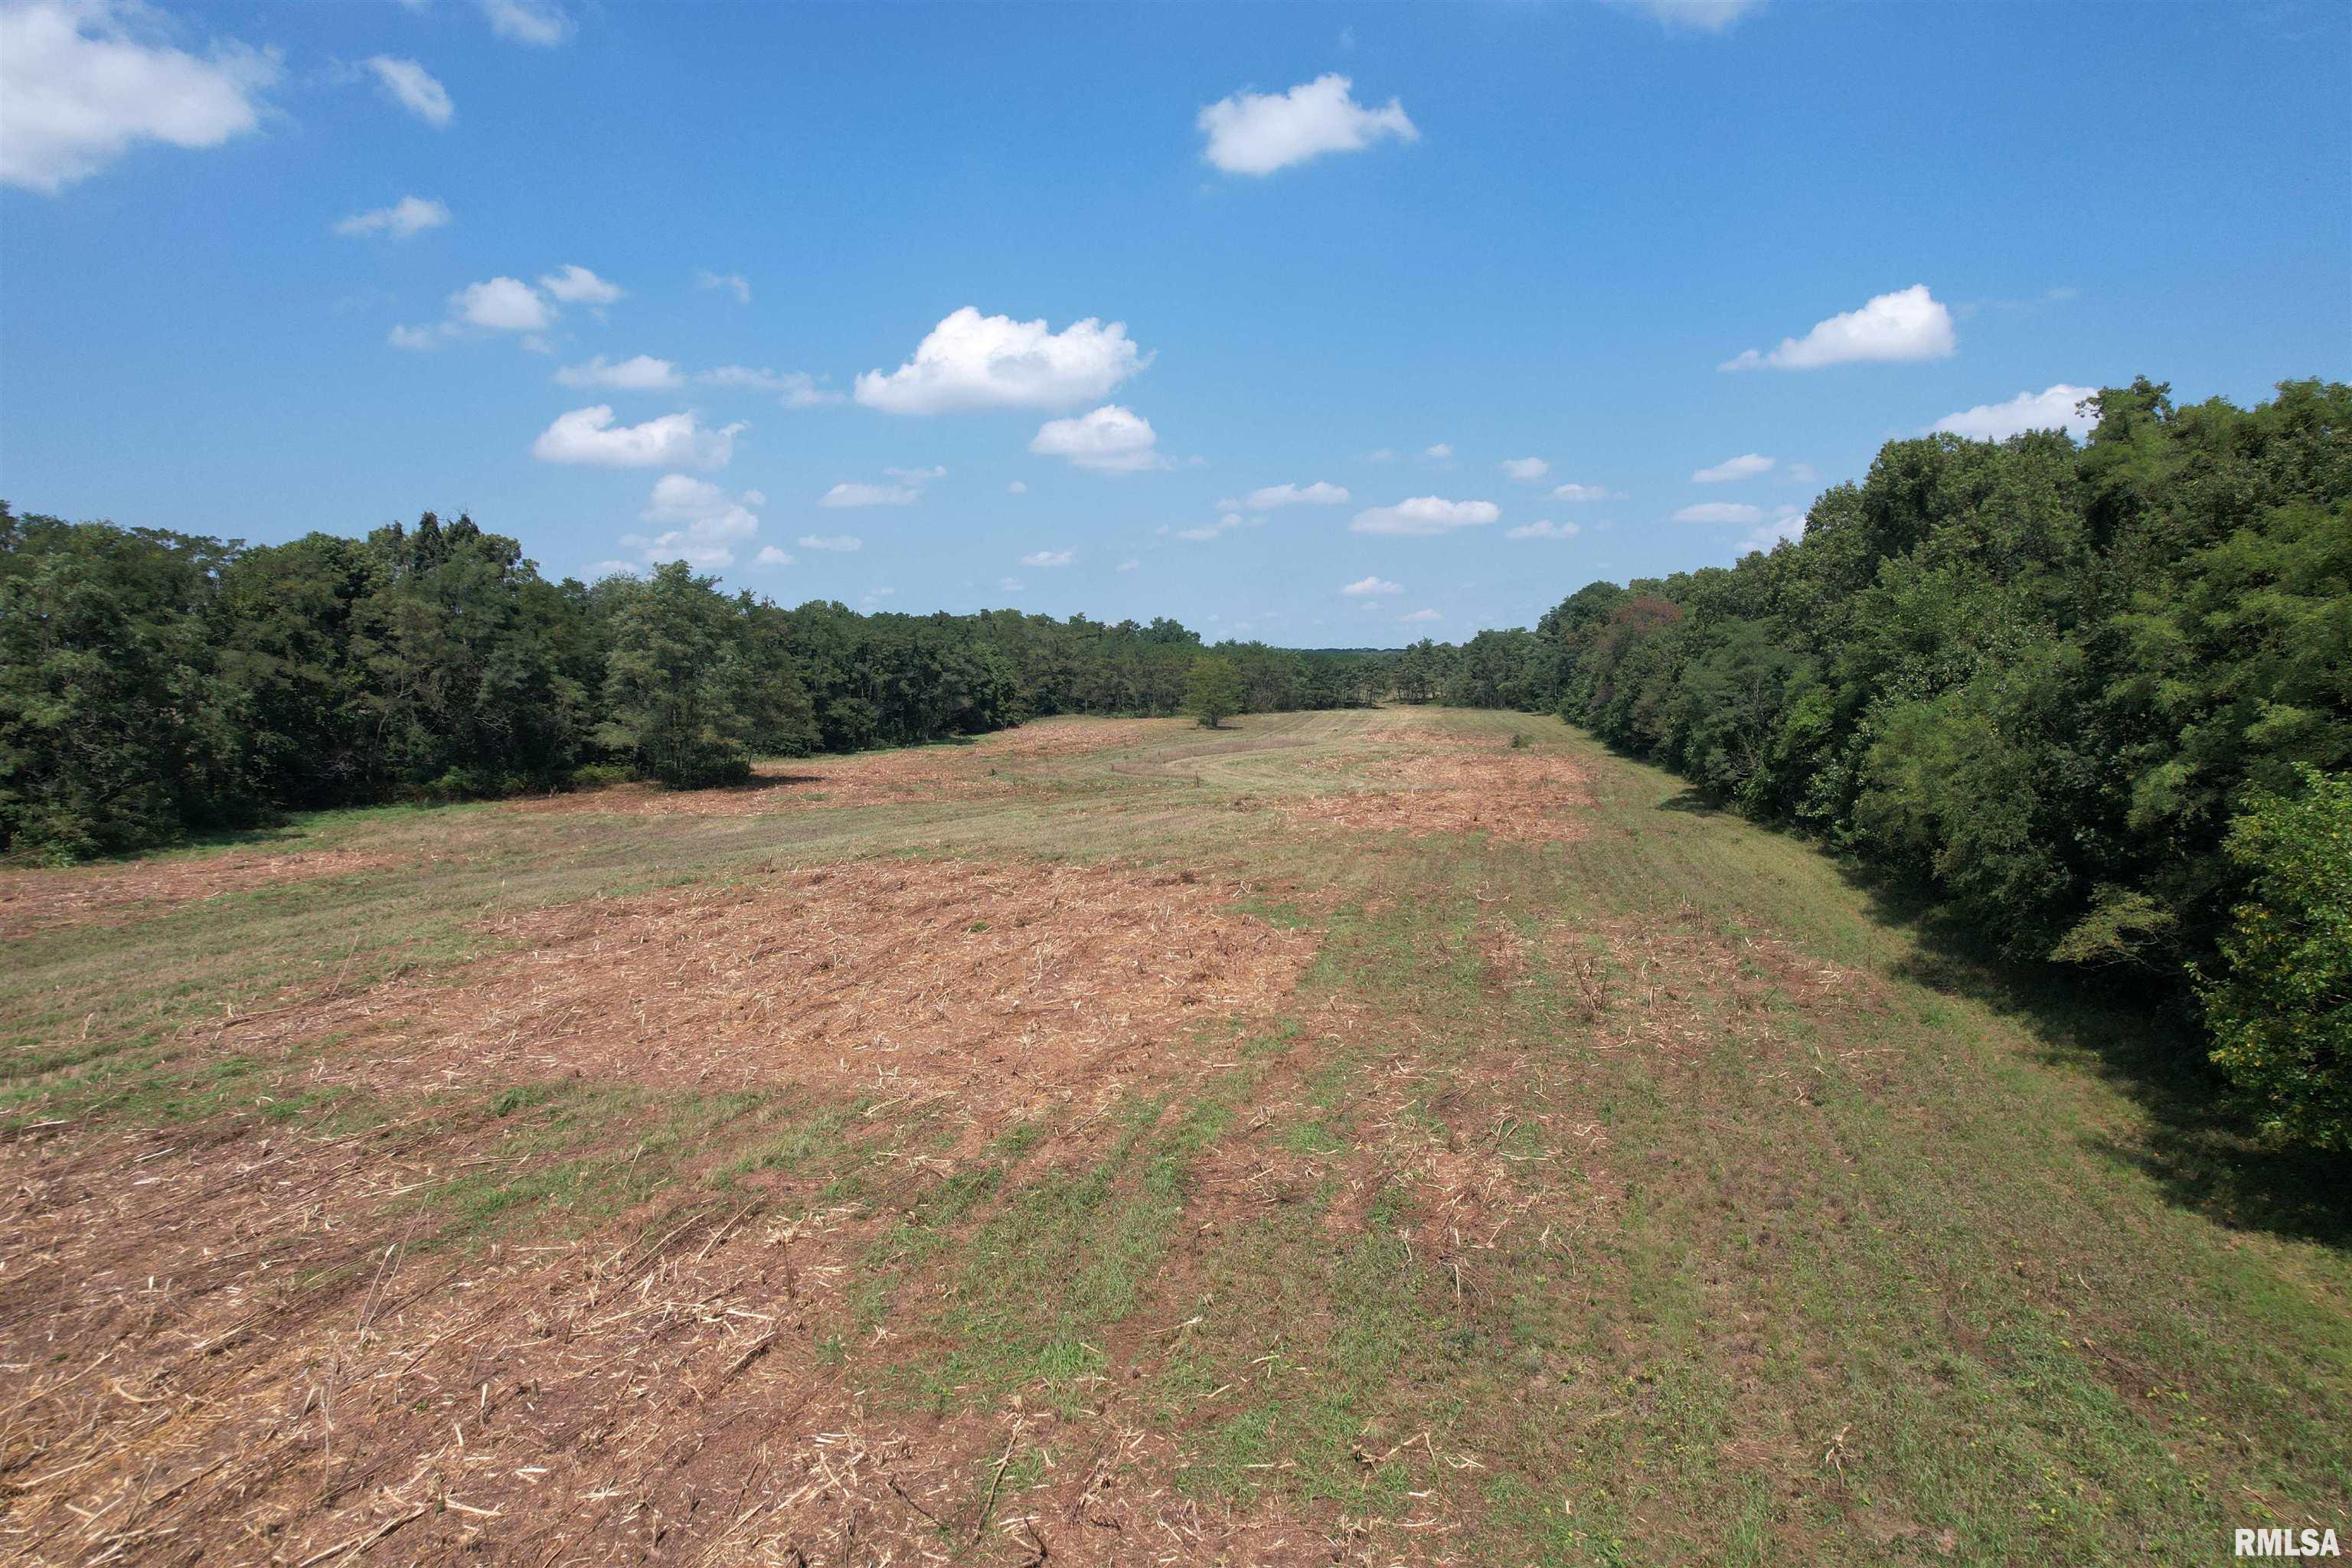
(501, 716, 1188, 820)
(237, 857, 1318, 1144)
(1275, 740, 1596, 842)
(0, 849, 403, 940)
(3, 708, 2346, 1567)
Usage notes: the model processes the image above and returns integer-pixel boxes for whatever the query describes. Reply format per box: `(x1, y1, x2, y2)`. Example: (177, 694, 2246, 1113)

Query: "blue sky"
(3, 0, 2346, 645)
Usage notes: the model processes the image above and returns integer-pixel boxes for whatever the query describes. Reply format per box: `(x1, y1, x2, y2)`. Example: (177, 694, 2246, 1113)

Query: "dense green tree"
(594, 564, 769, 788)
(2200, 767, 2352, 1150)
(1183, 654, 1243, 728)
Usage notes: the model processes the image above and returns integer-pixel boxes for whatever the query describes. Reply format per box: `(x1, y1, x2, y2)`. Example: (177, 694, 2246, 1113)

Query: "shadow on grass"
(1843, 864, 2350, 1252)
(1655, 787, 1726, 816)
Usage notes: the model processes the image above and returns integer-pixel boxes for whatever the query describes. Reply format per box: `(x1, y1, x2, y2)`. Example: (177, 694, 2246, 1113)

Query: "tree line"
(3, 377, 2343, 1147)
(1390, 379, 2349, 1150)
(0, 505, 1387, 858)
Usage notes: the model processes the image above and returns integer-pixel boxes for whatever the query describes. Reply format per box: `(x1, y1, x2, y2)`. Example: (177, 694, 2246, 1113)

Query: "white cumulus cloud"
(1174, 512, 1246, 542)
(1501, 457, 1550, 482)
(1021, 550, 1075, 567)
(696, 269, 751, 303)
(1506, 520, 1581, 540)
(819, 482, 920, 508)
(0, 0, 281, 191)
(539, 263, 622, 305)
(1350, 496, 1500, 536)
(1672, 501, 1762, 524)
(480, 0, 569, 47)
(1197, 73, 1417, 175)
(1721, 284, 1955, 371)
(856, 307, 1148, 414)
(1400, 609, 1442, 623)
(452, 276, 550, 332)
(1692, 452, 1774, 483)
(622, 478, 760, 569)
(1551, 482, 1624, 502)
(698, 366, 841, 407)
(333, 194, 448, 238)
(1243, 481, 1350, 509)
(1341, 576, 1401, 596)
(1929, 383, 2099, 441)
(531, 406, 742, 469)
(622, 474, 762, 566)
(754, 546, 795, 568)
(555, 354, 681, 391)
(1624, 0, 1760, 33)
(1740, 505, 1808, 555)
(366, 56, 452, 127)
(799, 534, 862, 551)
(1028, 404, 1168, 473)
(1007, 481, 1029, 495)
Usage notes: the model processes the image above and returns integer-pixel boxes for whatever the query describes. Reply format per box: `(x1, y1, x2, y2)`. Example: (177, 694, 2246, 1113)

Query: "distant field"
(2, 709, 2344, 1566)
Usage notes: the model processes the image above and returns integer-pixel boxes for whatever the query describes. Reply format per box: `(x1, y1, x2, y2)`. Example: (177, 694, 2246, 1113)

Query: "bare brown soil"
(0, 857, 1345, 1566)
(1278, 740, 1596, 843)
(0, 851, 403, 941)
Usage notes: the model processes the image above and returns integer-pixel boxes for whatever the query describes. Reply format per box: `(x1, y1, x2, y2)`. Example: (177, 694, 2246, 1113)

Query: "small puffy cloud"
(1021, 550, 1075, 567)
(820, 482, 919, 508)
(1722, 284, 1955, 371)
(1116, 558, 1139, 572)
(622, 481, 756, 568)
(539, 264, 622, 305)
(799, 534, 862, 551)
(1551, 482, 1623, 502)
(696, 269, 751, 303)
(1244, 481, 1350, 509)
(1671, 501, 1762, 524)
(1740, 505, 1808, 554)
(387, 323, 440, 351)
(1364, 447, 1399, 463)
(1400, 609, 1442, 623)
(640, 473, 760, 542)
(452, 276, 550, 332)
(480, 0, 569, 47)
(1500, 457, 1550, 482)
(1692, 452, 1773, 483)
(531, 406, 742, 469)
(1006, 480, 1029, 495)
(1505, 519, 1580, 540)
(886, 465, 946, 484)
(998, 577, 1024, 593)
(1197, 73, 1417, 176)
(333, 194, 449, 238)
(1029, 404, 1168, 473)
(1175, 513, 1246, 542)
(1423, 443, 1454, 462)
(1, 0, 281, 192)
(1350, 496, 1500, 536)
(366, 56, 452, 127)
(1930, 383, 2099, 441)
(555, 354, 681, 391)
(1341, 576, 1401, 596)
(1783, 461, 1820, 485)
(858, 307, 1148, 414)
(1623, 0, 1760, 32)
(753, 546, 795, 567)
(699, 366, 841, 406)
